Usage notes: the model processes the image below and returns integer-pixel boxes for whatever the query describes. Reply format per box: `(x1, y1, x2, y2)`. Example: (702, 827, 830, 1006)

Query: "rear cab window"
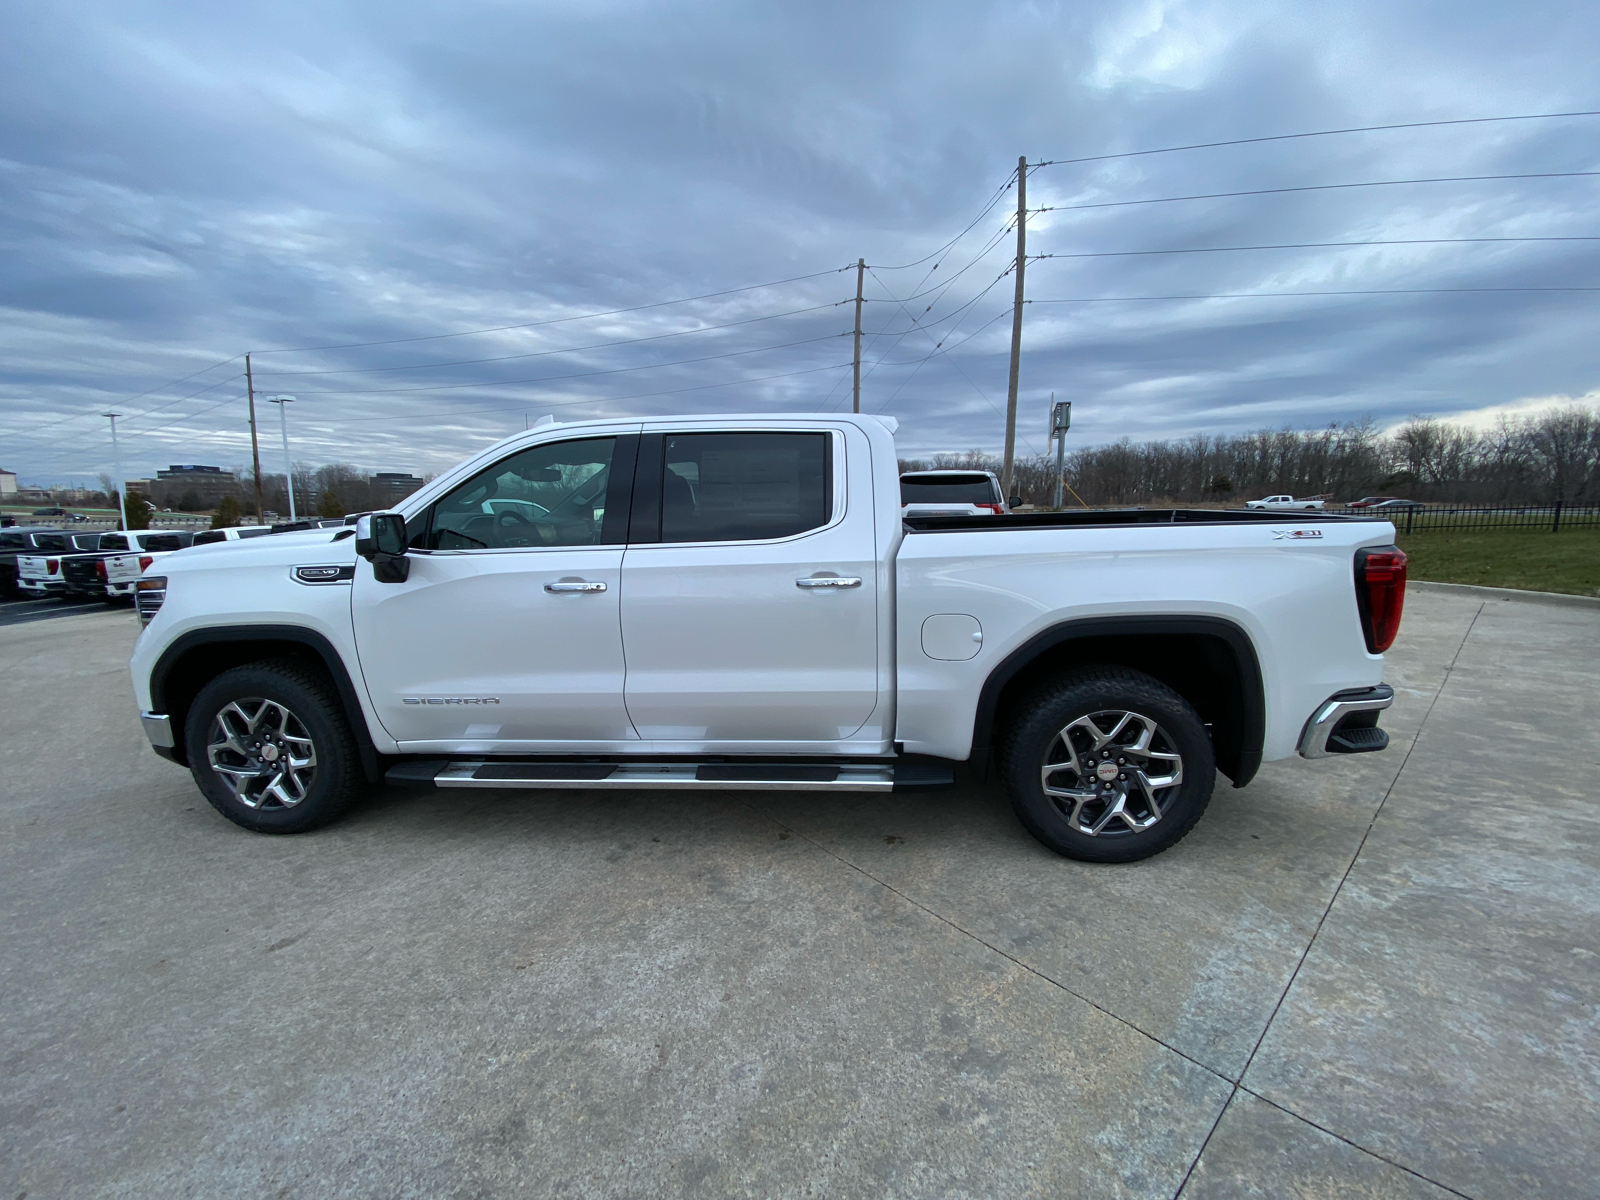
(900, 473, 1000, 505)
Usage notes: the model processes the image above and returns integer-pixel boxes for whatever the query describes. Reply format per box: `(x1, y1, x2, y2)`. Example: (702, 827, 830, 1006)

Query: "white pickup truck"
(1246, 494, 1327, 511)
(129, 414, 1406, 863)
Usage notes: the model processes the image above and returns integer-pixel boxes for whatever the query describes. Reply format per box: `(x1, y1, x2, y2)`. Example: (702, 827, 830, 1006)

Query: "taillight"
(135, 576, 167, 625)
(46, 558, 59, 573)
(139, 555, 154, 571)
(978, 503, 1005, 514)
(96, 560, 107, 579)
(1355, 546, 1407, 654)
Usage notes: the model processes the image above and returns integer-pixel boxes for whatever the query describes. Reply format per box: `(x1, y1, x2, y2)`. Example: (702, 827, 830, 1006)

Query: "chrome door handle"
(544, 580, 607, 593)
(796, 575, 862, 589)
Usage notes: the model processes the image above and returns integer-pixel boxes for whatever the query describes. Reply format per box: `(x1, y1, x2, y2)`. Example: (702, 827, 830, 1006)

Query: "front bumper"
(141, 711, 175, 748)
(1298, 684, 1395, 758)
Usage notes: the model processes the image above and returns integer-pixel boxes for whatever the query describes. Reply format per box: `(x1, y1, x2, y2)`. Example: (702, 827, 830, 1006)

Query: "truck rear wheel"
(1001, 667, 1216, 863)
(184, 659, 362, 834)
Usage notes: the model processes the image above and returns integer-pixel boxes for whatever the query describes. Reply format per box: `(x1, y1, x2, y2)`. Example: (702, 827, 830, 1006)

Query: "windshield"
(900, 474, 999, 505)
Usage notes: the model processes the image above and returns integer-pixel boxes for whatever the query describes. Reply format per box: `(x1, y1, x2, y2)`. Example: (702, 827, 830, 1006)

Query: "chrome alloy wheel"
(206, 698, 318, 810)
(1039, 709, 1185, 837)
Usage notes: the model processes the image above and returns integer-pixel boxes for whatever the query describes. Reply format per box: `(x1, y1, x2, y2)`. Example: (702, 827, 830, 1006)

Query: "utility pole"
(245, 353, 264, 521)
(103, 412, 127, 531)
(270, 396, 297, 522)
(852, 258, 865, 413)
(1002, 156, 1027, 500)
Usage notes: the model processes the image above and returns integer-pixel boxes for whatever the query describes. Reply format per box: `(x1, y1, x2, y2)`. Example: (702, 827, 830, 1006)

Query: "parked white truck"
(128, 414, 1407, 862)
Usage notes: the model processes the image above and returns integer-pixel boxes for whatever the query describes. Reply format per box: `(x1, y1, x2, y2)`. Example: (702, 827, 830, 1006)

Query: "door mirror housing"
(1008, 495, 1022, 510)
(355, 513, 410, 582)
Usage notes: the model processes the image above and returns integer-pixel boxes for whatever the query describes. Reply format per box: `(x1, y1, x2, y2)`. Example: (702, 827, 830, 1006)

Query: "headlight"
(135, 576, 167, 625)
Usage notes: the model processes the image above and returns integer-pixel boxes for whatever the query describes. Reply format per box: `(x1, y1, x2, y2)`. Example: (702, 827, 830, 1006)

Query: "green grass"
(1397, 526, 1600, 597)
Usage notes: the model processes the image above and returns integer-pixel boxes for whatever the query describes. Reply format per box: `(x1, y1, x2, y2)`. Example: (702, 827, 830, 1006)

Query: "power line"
(869, 169, 1019, 271)
(1032, 171, 1600, 216)
(8, 356, 245, 438)
(249, 268, 854, 355)
(274, 332, 850, 397)
(196, 363, 859, 430)
(1028, 235, 1600, 261)
(1027, 286, 1600, 303)
(253, 300, 848, 378)
(1031, 109, 1600, 169)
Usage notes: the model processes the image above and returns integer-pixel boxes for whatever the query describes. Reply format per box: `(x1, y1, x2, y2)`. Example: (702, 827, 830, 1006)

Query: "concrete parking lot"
(2, 589, 1596, 1198)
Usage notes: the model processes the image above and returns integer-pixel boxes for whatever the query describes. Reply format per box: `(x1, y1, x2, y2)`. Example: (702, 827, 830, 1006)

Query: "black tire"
(184, 658, 363, 834)
(1000, 666, 1216, 863)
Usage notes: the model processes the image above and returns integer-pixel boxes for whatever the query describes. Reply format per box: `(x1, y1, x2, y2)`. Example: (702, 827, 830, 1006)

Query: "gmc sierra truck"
(128, 414, 1406, 863)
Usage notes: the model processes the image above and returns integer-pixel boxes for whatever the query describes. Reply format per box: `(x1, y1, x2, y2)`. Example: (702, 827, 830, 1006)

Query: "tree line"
(899, 403, 1600, 508)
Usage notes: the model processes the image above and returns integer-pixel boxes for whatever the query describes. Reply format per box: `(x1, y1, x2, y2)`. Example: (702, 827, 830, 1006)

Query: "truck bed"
(903, 508, 1385, 532)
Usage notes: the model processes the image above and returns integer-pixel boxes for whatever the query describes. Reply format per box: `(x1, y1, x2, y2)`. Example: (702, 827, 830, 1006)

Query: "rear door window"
(656, 432, 831, 543)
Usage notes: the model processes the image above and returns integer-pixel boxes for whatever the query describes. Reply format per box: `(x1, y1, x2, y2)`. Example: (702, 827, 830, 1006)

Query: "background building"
(371, 472, 424, 503)
(152, 465, 237, 509)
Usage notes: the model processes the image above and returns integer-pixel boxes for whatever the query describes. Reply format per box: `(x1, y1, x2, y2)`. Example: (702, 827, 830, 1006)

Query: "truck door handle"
(796, 575, 862, 589)
(544, 580, 607, 593)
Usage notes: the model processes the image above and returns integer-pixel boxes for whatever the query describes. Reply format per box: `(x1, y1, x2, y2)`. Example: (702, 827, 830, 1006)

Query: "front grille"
(134, 579, 166, 625)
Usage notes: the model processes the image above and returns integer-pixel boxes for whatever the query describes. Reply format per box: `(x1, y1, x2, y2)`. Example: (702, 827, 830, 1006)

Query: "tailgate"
(104, 553, 149, 583)
(17, 555, 55, 580)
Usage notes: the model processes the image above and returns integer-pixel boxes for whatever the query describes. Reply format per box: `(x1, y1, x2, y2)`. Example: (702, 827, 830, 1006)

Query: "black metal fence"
(1324, 503, 1600, 534)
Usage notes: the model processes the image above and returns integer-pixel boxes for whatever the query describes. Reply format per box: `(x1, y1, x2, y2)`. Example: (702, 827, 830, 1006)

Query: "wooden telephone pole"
(852, 258, 865, 413)
(1001, 157, 1027, 499)
(245, 353, 264, 521)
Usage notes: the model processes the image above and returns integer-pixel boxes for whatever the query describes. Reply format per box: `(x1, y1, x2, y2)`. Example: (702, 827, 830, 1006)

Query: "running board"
(385, 759, 954, 793)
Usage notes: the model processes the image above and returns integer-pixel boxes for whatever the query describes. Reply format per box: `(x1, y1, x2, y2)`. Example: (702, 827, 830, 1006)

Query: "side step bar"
(385, 759, 955, 793)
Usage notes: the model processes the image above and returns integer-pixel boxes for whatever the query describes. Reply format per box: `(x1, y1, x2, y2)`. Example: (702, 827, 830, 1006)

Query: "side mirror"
(1008, 495, 1022, 509)
(355, 513, 410, 582)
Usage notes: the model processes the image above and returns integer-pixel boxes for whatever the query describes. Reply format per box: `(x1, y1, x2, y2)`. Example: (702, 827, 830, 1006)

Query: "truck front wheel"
(184, 659, 363, 834)
(1001, 667, 1216, 863)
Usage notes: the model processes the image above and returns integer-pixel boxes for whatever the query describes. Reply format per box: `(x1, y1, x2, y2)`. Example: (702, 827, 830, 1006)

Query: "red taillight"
(1356, 546, 1407, 654)
(46, 558, 59, 573)
(978, 503, 1005, 514)
(139, 555, 154, 571)
(96, 560, 107, 579)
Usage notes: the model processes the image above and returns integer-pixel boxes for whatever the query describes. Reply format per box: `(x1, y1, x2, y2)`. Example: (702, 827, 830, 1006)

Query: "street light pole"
(103, 412, 128, 531)
(269, 396, 297, 521)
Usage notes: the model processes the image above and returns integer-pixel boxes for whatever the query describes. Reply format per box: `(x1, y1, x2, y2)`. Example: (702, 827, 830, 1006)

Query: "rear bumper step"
(1298, 684, 1395, 758)
(385, 759, 955, 793)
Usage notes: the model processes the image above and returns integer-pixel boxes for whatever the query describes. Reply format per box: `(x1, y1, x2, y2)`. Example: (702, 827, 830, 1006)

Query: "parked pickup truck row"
(128, 414, 1406, 863)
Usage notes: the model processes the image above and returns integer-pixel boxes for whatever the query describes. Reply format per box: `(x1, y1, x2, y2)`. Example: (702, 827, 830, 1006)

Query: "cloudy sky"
(3, 0, 1599, 483)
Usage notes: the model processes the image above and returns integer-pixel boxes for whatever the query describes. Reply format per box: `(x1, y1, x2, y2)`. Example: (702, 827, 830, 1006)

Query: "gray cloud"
(2, 0, 1598, 484)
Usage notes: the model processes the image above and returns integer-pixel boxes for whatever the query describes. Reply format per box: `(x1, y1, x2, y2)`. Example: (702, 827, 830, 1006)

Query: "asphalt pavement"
(1, 590, 1595, 1198)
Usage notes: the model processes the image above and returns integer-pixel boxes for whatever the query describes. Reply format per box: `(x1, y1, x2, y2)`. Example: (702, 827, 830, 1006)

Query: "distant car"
(1347, 495, 1400, 508)
(191, 525, 275, 546)
(1368, 499, 1426, 509)
(62, 531, 193, 601)
(101, 531, 196, 600)
(900, 470, 1010, 516)
(55, 533, 124, 598)
(1245, 495, 1326, 511)
(31, 507, 67, 517)
(15, 529, 82, 598)
(0, 528, 68, 598)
